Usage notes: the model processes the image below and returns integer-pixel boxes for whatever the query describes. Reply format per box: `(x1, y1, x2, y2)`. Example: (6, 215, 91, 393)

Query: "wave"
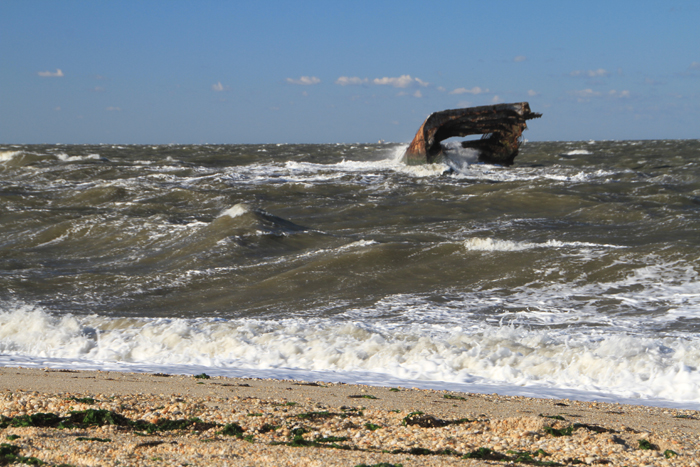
(0, 151, 22, 162)
(463, 237, 625, 252)
(2, 304, 700, 406)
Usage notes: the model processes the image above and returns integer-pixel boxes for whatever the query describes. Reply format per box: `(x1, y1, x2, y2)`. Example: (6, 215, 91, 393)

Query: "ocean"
(1, 140, 699, 409)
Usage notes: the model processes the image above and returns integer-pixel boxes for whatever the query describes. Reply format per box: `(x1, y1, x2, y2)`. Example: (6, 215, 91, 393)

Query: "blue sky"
(1, 0, 698, 144)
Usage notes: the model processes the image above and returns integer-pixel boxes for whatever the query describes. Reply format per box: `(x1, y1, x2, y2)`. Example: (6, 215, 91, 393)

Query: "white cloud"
(689, 62, 700, 70)
(514, 55, 527, 62)
(54, 107, 61, 111)
(491, 95, 503, 103)
(286, 76, 321, 85)
(570, 69, 610, 78)
(572, 89, 602, 98)
(212, 81, 229, 92)
(415, 77, 429, 87)
(527, 89, 539, 97)
(38, 69, 64, 77)
(92, 86, 105, 92)
(609, 89, 630, 98)
(450, 86, 489, 95)
(106, 107, 121, 111)
(373, 74, 427, 88)
(335, 76, 368, 86)
(437, 86, 446, 92)
(413, 90, 422, 98)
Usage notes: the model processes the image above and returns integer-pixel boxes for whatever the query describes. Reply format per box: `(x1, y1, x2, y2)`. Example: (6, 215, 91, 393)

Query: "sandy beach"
(0, 367, 697, 466)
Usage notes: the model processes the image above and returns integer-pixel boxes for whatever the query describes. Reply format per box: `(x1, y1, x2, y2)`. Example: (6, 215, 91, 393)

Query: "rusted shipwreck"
(403, 102, 541, 166)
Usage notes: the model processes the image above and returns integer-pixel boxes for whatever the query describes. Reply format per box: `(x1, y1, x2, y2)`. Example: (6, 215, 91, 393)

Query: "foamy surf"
(1, 305, 700, 408)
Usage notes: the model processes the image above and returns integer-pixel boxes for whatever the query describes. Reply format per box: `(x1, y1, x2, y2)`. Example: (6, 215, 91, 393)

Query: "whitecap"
(218, 204, 251, 218)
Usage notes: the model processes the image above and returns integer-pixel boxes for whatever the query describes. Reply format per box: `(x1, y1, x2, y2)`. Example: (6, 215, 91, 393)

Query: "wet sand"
(1, 367, 699, 466)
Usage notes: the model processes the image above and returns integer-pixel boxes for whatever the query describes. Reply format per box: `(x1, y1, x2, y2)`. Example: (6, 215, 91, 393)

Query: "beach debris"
(403, 102, 542, 165)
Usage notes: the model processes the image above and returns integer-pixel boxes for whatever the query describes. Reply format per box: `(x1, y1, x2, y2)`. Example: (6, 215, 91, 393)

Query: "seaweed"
(66, 397, 96, 405)
(149, 418, 216, 433)
(3, 437, 18, 442)
(75, 437, 111, 442)
(135, 441, 164, 449)
(638, 439, 658, 450)
(389, 388, 400, 392)
(462, 447, 505, 460)
(63, 409, 129, 428)
(443, 394, 466, 401)
(348, 395, 378, 400)
(355, 464, 403, 467)
(316, 436, 349, 443)
(273, 434, 350, 450)
(506, 449, 562, 466)
(540, 414, 565, 420)
(0, 443, 45, 466)
(402, 412, 446, 428)
(664, 449, 678, 458)
(259, 424, 278, 433)
(193, 373, 210, 379)
(543, 425, 576, 437)
(391, 447, 460, 456)
(401, 411, 423, 426)
(543, 423, 611, 437)
(364, 422, 381, 431)
(218, 423, 254, 443)
(297, 411, 339, 420)
(219, 423, 245, 438)
(0, 413, 63, 429)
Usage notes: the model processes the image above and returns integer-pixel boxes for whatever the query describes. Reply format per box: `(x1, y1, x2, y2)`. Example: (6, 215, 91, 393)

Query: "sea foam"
(2, 304, 700, 408)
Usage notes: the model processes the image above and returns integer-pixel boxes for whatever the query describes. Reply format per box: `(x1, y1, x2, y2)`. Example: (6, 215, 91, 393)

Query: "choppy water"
(1, 140, 699, 407)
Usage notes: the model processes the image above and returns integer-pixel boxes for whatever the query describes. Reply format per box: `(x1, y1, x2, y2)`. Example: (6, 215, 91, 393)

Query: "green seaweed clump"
(506, 449, 562, 466)
(391, 447, 460, 456)
(193, 373, 210, 379)
(664, 449, 678, 458)
(462, 447, 505, 460)
(443, 394, 466, 401)
(67, 397, 96, 404)
(296, 411, 336, 420)
(540, 414, 565, 420)
(259, 424, 278, 433)
(219, 423, 245, 437)
(364, 422, 381, 431)
(63, 409, 129, 428)
(0, 443, 45, 466)
(1, 409, 217, 434)
(638, 439, 658, 450)
(355, 464, 403, 467)
(543, 425, 576, 437)
(75, 437, 111, 442)
(0, 413, 63, 429)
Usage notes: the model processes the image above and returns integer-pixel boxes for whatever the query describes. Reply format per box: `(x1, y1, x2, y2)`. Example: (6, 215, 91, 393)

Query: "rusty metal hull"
(403, 102, 541, 166)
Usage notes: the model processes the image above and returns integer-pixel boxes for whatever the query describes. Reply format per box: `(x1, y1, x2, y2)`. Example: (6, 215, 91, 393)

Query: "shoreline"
(1, 367, 699, 466)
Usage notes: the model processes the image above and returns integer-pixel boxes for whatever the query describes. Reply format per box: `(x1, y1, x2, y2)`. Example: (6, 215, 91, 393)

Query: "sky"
(1, 0, 699, 144)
